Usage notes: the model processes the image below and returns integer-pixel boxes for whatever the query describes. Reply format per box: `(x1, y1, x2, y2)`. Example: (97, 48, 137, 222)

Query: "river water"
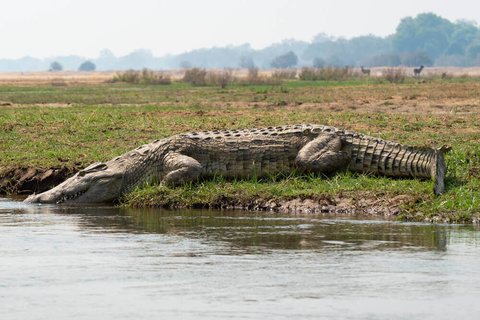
(1, 197, 480, 319)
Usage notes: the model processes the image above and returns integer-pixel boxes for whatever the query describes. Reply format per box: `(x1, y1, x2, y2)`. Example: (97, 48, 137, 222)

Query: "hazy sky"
(1, 0, 479, 59)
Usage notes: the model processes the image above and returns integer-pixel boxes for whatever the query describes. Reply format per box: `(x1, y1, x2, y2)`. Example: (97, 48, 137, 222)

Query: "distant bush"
(140, 69, 171, 85)
(383, 67, 406, 83)
(272, 69, 297, 80)
(112, 69, 171, 85)
(183, 68, 207, 86)
(271, 51, 298, 69)
(206, 68, 236, 88)
(78, 60, 96, 71)
(240, 67, 283, 85)
(423, 71, 452, 81)
(299, 66, 353, 81)
(247, 67, 260, 82)
(112, 70, 139, 83)
(49, 61, 63, 71)
(298, 67, 316, 80)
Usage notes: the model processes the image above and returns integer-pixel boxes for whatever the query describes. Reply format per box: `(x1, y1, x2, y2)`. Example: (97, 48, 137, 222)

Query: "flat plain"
(1, 68, 479, 222)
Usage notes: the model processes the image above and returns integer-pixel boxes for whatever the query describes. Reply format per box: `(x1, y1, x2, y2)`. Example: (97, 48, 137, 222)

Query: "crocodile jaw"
(24, 162, 124, 204)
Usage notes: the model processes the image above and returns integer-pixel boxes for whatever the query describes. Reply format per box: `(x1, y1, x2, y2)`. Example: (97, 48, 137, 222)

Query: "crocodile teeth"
(57, 190, 87, 203)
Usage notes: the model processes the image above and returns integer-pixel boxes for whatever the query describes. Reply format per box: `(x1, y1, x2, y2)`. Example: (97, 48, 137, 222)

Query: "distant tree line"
(1, 13, 479, 72)
(49, 60, 96, 71)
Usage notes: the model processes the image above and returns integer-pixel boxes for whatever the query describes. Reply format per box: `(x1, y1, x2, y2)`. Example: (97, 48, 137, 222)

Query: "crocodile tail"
(433, 145, 451, 195)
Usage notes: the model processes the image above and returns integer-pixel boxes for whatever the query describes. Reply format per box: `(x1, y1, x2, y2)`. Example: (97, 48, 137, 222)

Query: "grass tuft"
(112, 69, 171, 85)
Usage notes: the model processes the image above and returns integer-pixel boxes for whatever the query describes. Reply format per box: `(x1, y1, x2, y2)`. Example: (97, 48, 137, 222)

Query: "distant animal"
(360, 67, 371, 76)
(414, 65, 424, 76)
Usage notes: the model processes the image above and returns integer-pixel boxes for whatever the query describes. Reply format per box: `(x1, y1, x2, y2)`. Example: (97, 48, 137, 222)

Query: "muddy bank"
(0, 166, 78, 195)
(3, 166, 474, 223)
(130, 191, 419, 220)
(133, 193, 473, 223)
(237, 194, 413, 218)
(2, 166, 412, 218)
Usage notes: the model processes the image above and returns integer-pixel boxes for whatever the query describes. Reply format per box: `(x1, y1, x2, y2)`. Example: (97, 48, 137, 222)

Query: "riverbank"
(1, 73, 479, 222)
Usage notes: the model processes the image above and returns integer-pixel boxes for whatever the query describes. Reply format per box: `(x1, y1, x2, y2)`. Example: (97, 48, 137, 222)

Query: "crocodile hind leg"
(161, 153, 204, 186)
(295, 133, 351, 174)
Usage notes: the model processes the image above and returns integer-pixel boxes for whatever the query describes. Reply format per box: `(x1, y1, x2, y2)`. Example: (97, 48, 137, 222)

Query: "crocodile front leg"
(295, 133, 351, 174)
(161, 153, 204, 186)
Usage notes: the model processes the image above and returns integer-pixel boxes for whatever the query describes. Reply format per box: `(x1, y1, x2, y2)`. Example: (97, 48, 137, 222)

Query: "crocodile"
(24, 124, 449, 204)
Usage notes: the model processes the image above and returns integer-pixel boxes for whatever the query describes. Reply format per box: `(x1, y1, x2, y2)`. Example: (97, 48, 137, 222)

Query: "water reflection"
(7, 198, 476, 253)
(2, 197, 480, 320)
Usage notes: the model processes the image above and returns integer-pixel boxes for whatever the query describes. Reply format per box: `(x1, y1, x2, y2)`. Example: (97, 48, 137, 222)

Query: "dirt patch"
(226, 194, 414, 218)
(138, 191, 418, 220)
(0, 166, 78, 194)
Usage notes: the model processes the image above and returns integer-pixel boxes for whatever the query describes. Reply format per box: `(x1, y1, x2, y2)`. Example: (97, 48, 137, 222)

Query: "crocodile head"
(24, 162, 124, 204)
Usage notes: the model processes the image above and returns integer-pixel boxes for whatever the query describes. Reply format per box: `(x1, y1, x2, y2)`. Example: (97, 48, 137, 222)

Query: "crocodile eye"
(88, 163, 108, 171)
(78, 163, 108, 176)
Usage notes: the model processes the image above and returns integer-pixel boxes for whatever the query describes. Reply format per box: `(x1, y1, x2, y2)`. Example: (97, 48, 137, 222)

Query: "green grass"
(122, 157, 480, 224)
(1, 79, 480, 223)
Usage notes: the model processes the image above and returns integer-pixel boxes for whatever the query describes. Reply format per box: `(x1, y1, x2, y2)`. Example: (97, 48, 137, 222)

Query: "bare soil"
(0, 166, 78, 195)
(194, 192, 416, 219)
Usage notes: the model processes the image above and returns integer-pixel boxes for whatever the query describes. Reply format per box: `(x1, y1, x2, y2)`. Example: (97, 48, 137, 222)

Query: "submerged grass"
(1, 79, 480, 222)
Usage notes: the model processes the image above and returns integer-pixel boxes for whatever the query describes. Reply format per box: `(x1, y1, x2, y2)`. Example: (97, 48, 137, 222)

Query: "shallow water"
(1, 197, 480, 319)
